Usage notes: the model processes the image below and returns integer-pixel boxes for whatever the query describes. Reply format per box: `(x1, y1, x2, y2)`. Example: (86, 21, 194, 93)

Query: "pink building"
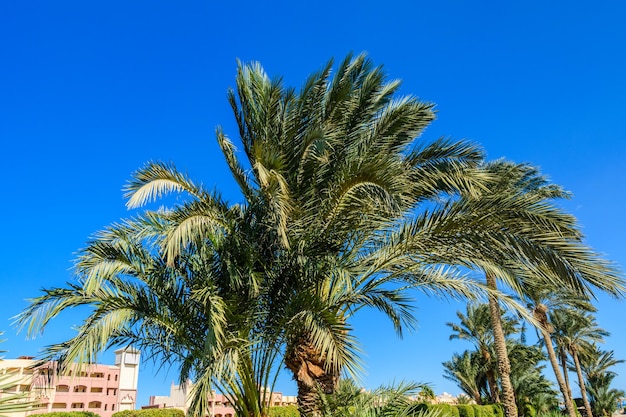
(1, 348, 140, 417)
(145, 381, 297, 417)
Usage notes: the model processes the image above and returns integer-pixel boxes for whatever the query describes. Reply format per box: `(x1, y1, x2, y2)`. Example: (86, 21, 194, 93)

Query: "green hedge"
(269, 405, 300, 417)
(411, 403, 507, 417)
(112, 409, 184, 417)
(34, 413, 100, 417)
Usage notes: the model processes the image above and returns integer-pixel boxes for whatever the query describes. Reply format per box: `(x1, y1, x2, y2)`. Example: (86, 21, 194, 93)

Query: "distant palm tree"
(447, 303, 518, 403)
(443, 350, 486, 405)
(552, 309, 608, 417)
(438, 161, 625, 417)
(580, 346, 625, 417)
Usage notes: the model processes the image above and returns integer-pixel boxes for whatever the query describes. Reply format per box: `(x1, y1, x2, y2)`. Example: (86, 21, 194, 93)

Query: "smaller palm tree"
(580, 346, 625, 417)
(316, 379, 435, 417)
(551, 308, 608, 417)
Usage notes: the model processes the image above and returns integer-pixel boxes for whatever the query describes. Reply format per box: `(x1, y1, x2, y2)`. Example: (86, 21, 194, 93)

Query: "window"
(112, 405, 115, 411)
(56, 385, 70, 393)
(104, 405, 108, 411)
(90, 372, 105, 378)
(88, 401, 102, 409)
(91, 387, 103, 393)
(71, 403, 84, 409)
(74, 385, 87, 393)
(107, 375, 111, 381)
(114, 375, 118, 381)
(52, 403, 66, 409)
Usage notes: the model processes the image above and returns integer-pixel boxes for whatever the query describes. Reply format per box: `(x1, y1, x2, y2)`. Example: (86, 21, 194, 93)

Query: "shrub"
(458, 405, 475, 417)
(112, 409, 184, 417)
(269, 406, 300, 417)
(522, 403, 537, 417)
(35, 413, 100, 417)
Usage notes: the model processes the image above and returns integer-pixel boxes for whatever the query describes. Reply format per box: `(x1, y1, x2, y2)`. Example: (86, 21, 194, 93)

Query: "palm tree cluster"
(16, 54, 625, 417)
(444, 304, 557, 414)
(444, 303, 624, 417)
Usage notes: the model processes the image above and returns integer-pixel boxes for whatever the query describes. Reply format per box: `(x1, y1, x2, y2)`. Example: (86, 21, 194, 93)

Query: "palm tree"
(443, 350, 487, 405)
(17, 212, 284, 417)
(19, 54, 492, 416)
(316, 379, 434, 417)
(580, 346, 625, 417)
(551, 309, 608, 417)
(507, 341, 558, 416)
(432, 161, 625, 417)
(447, 303, 519, 403)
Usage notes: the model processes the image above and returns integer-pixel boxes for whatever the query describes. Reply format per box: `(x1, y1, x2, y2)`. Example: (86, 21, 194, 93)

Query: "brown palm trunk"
(534, 304, 577, 417)
(480, 348, 500, 403)
(285, 338, 339, 417)
(572, 348, 594, 417)
(560, 350, 573, 401)
(485, 272, 517, 417)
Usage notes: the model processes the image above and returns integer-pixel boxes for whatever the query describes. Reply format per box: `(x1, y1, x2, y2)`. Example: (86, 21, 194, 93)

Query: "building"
(0, 348, 140, 417)
(145, 381, 297, 417)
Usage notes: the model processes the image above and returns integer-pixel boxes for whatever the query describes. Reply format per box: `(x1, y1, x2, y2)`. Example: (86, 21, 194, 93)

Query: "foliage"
(112, 410, 184, 417)
(269, 406, 300, 417)
(37, 413, 101, 417)
(317, 379, 434, 417)
(580, 345, 625, 417)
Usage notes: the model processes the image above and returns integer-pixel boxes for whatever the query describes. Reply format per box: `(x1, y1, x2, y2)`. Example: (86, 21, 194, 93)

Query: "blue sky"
(2, 0, 625, 408)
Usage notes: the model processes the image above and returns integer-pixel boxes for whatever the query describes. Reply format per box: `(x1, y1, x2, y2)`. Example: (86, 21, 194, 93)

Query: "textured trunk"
(485, 272, 517, 417)
(572, 349, 594, 417)
(534, 304, 577, 417)
(285, 338, 339, 417)
(484, 358, 501, 404)
(560, 350, 573, 401)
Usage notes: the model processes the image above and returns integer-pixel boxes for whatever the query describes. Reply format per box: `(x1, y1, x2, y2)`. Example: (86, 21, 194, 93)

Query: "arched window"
(88, 401, 102, 408)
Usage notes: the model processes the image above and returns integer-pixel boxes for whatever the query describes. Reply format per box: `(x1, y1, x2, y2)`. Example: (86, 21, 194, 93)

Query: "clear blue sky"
(2, 0, 625, 408)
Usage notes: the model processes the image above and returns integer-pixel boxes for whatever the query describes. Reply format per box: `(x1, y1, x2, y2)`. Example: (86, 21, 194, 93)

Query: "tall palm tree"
(551, 308, 608, 417)
(430, 161, 625, 417)
(522, 286, 596, 417)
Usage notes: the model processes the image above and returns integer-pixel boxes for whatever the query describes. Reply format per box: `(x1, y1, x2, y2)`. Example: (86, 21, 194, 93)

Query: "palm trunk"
(572, 349, 593, 417)
(285, 338, 339, 417)
(534, 304, 577, 417)
(560, 350, 573, 401)
(481, 348, 500, 403)
(485, 272, 517, 417)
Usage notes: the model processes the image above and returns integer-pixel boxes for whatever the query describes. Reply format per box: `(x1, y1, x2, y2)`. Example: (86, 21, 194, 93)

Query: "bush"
(35, 413, 100, 417)
(269, 406, 300, 417)
(458, 405, 475, 417)
(522, 403, 537, 417)
(112, 409, 184, 417)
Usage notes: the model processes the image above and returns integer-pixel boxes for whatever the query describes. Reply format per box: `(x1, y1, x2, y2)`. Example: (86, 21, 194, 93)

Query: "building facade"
(0, 348, 140, 417)
(145, 381, 297, 417)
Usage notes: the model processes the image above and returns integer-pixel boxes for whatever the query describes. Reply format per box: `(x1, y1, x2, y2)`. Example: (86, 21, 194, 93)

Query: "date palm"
(18, 54, 492, 417)
(580, 346, 625, 417)
(447, 303, 519, 403)
(430, 161, 625, 417)
(443, 350, 487, 404)
(551, 308, 608, 417)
